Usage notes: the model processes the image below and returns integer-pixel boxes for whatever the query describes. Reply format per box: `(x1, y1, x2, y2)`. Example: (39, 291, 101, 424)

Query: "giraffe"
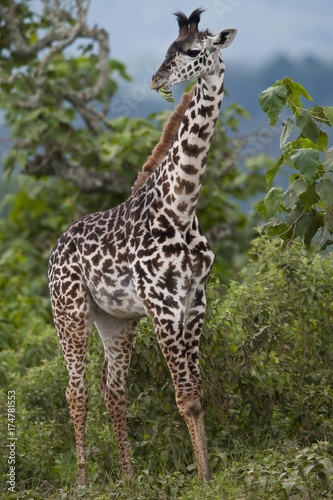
(48, 8, 236, 487)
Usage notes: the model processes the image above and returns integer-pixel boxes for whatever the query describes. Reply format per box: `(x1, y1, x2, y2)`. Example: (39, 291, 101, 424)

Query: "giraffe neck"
(163, 58, 225, 226)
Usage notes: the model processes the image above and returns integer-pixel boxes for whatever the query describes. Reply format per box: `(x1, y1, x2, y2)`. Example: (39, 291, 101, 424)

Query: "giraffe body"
(48, 8, 236, 487)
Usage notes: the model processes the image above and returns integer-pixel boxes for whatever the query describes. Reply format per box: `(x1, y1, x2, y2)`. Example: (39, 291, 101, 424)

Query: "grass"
(3, 440, 333, 499)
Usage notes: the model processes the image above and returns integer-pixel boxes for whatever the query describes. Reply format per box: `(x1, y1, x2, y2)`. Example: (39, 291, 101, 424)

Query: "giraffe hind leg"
(50, 281, 94, 488)
(94, 309, 137, 480)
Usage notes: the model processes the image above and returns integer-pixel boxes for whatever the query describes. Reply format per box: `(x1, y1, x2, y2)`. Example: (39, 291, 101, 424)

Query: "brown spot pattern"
(48, 7, 234, 488)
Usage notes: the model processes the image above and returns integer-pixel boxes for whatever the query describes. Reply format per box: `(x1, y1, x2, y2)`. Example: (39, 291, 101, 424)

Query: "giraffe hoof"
(76, 462, 89, 488)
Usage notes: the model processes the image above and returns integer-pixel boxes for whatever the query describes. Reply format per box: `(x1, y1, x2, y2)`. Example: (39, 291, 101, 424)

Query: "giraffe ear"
(212, 29, 237, 49)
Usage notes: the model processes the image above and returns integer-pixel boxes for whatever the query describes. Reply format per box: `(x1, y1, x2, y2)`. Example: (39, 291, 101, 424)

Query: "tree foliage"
(0, 1, 265, 282)
(0, 0, 154, 198)
(257, 77, 333, 250)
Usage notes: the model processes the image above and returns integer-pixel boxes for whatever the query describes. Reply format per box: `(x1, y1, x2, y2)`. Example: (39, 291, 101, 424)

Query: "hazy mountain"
(228, 55, 333, 126)
(1, 55, 333, 168)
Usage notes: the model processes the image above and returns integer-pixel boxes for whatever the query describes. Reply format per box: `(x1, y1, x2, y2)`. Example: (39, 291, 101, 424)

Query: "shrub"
(202, 235, 333, 445)
(2, 235, 333, 495)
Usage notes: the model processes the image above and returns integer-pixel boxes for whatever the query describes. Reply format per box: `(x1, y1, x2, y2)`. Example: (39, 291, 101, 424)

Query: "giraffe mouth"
(150, 69, 170, 90)
(151, 79, 169, 90)
(159, 83, 170, 91)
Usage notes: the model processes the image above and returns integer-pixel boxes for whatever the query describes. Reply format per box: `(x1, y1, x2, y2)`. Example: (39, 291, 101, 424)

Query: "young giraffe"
(48, 8, 236, 486)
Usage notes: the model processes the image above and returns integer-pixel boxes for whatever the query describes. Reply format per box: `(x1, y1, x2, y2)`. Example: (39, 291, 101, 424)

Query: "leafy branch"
(0, 0, 138, 194)
(257, 77, 333, 250)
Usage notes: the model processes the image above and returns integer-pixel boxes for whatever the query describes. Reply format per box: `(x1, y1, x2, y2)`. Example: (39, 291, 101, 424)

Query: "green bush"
(1, 236, 333, 497)
(202, 235, 333, 445)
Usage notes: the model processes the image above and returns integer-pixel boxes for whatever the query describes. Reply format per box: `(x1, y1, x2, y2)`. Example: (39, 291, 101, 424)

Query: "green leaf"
(266, 156, 284, 188)
(304, 211, 324, 246)
(317, 130, 328, 152)
(283, 78, 313, 101)
(309, 105, 331, 125)
(285, 207, 305, 235)
(283, 481, 297, 495)
(18, 107, 45, 124)
(265, 219, 289, 239)
(321, 238, 333, 251)
(110, 59, 132, 82)
(303, 463, 317, 479)
(297, 137, 319, 150)
(52, 109, 75, 125)
(285, 209, 322, 244)
(280, 118, 294, 148)
(280, 78, 313, 115)
(157, 87, 175, 102)
(281, 178, 307, 210)
(258, 85, 287, 126)
(315, 179, 333, 208)
(291, 148, 320, 182)
(299, 183, 320, 209)
(296, 110, 319, 143)
(256, 199, 267, 217)
(16, 149, 29, 168)
(323, 145, 333, 171)
(264, 186, 283, 216)
(323, 106, 333, 125)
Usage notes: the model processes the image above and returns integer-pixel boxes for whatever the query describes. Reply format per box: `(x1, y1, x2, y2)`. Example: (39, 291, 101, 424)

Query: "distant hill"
(1, 55, 333, 170)
(227, 55, 333, 129)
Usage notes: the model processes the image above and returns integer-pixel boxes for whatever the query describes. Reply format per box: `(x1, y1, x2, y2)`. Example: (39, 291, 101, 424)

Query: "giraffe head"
(151, 8, 236, 90)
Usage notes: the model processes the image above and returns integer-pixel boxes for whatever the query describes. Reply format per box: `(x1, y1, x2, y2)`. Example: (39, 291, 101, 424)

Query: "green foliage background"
(257, 78, 333, 250)
(1, 1, 333, 498)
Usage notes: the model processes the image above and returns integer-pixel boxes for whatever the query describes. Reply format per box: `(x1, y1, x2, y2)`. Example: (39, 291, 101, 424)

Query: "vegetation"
(1, 237, 333, 498)
(0, 0, 262, 279)
(1, 1, 333, 499)
(257, 77, 333, 250)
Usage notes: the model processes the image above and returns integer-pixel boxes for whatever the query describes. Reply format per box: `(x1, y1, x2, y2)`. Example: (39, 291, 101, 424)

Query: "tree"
(0, 0, 265, 281)
(0, 0, 159, 198)
(257, 77, 333, 250)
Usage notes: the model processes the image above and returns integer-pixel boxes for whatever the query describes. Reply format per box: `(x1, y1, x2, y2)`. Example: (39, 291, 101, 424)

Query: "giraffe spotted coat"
(48, 7, 236, 487)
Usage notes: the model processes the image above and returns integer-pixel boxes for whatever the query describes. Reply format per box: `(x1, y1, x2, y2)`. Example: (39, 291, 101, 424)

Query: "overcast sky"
(87, 0, 333, 79)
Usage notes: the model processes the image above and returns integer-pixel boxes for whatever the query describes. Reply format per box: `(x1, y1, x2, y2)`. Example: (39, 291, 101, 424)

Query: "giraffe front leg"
(184, 287, 208, 397)
(178, 394, 212, 482)
(183, 286, 212, 481)
(95, 312, 137, 480)
(153, 313, 212, 482)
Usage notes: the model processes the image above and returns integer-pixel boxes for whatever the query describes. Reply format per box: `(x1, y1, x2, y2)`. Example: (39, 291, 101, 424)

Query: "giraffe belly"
(88, 277, 147, 319)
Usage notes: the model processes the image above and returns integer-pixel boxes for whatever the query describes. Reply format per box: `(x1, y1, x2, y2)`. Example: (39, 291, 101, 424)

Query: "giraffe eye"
(186, 49, 200, 58)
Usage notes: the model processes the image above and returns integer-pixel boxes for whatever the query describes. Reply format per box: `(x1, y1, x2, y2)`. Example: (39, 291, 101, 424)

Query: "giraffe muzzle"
(150, 72, 169, 90)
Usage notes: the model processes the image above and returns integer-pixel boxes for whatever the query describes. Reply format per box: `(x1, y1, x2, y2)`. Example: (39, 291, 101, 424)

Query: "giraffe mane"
(131, 87, 195, 194)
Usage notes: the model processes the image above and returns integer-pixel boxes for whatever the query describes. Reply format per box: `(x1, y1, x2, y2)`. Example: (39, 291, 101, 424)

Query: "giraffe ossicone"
(48, 7, 236, 487)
